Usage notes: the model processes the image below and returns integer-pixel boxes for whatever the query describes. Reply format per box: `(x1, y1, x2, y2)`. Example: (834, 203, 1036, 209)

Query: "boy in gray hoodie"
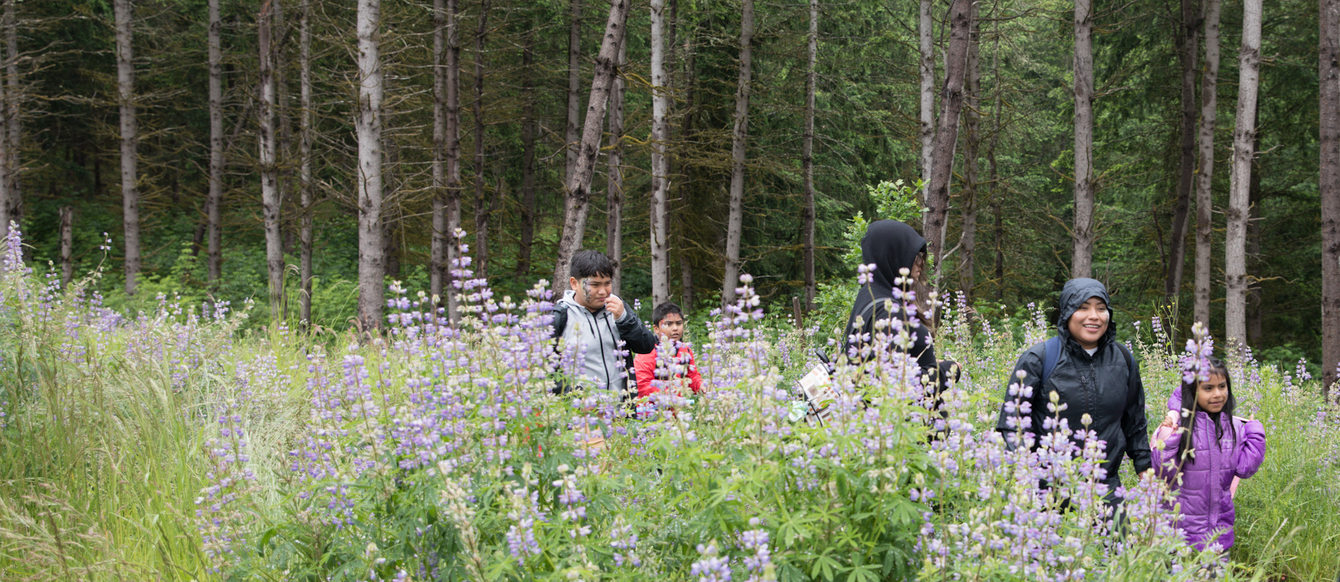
(552, 250, 657, 400)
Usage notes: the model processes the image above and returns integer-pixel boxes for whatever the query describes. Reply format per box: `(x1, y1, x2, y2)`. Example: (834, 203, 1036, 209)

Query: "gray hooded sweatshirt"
(554, 290, 657, 396)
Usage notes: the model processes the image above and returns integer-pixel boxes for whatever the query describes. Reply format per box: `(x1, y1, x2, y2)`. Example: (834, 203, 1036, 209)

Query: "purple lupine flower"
(196, 393, 258, 572)
(610, 522, 642, 568)
(739, 521, 775, 582)
(505, 486, 545, 564)
(1179, 322, 1215, 384)
(690, 542, 731, 582)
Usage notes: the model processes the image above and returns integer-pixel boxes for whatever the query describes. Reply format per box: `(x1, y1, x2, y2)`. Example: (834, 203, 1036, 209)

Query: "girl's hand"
(1159, 409, 1178, 429)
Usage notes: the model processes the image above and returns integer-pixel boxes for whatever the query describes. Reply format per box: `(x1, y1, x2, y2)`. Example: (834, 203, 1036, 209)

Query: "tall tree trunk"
(1224, 0, 1260, 347)
(260, 0, 284, 322)
(606, 33, 626, 296)
(4, 0, 18, 228)
(565, 0, 583, 185)
(472, 0, 490, 279)
(275, 0, 291, 259)
(649, 0, 670, 306)
(208, 0, 224, 287)
(299, 0, 313, 326)
(114, 0, 139, 296)
(356, 0, 384, 331)
(919, 0, 933, 206)
(680, 248, 693, 312)
(0, 7, 9, 241)
(1322, 0, 1340, 395)
(517, 29, 538, 280)
(959, 0, 980, 299)
(924, 0, 971, 272)
(721, 0, 754, 307)
(59, 206, 73, 286)
(1071, 0, 1095, 279)
(1194, 0, 1221, 329)
(552, 0, 630, 291)
(431, 0, 461, 320)
(802, 0, 818, 310)
(1166, 0, 1201, 301)
(431, 0, 447, 299)
(1246, 143, 1263, 345)
(990, 11, 1003, 303)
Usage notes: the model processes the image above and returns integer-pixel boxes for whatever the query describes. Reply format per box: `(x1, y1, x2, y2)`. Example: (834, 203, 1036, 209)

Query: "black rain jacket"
(994, 277, 1153, 490)
(841, 219, 940, 383)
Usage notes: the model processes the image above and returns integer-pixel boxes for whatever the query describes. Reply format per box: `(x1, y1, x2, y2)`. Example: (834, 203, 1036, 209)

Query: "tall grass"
(0, 229, 1337, 581)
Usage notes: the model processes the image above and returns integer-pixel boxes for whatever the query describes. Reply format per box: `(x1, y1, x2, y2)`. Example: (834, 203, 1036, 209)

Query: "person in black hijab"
(841, 219, 952, 402)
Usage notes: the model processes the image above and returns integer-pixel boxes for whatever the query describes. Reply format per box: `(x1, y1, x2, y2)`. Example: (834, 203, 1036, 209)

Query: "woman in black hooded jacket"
(995, 277, 1153, 496)
(841, 220, 944, 396)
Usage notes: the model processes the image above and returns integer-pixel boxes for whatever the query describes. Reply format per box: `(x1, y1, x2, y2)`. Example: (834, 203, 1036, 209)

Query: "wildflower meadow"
(0, 225, 1337, 581)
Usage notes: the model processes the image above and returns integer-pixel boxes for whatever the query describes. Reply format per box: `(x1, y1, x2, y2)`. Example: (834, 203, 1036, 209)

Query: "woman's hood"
(1056, 277, 1116, 346)
(861, 219, 926, 293)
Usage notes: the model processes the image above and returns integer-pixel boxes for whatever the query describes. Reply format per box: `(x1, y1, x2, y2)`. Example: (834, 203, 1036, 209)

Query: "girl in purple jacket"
(1152, 358, 1266, 551)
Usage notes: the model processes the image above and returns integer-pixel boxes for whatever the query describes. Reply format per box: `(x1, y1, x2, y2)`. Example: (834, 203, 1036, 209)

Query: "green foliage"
(1, 246, 1339, 581)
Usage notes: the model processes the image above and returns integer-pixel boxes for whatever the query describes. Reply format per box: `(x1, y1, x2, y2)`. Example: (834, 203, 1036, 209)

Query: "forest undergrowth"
(0, 226, 1337, 581)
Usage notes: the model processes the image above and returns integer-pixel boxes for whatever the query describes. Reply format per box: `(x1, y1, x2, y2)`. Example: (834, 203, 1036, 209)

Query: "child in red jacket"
(634, 302, 703, 400)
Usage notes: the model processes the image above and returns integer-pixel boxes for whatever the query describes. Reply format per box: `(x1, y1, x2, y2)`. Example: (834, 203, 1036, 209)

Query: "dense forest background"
(2, 0, 1331, 377)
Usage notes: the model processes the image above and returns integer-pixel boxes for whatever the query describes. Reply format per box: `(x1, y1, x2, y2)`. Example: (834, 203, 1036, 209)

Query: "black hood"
(860, 219, 926, 295)
(1056, 277, 1116, 347)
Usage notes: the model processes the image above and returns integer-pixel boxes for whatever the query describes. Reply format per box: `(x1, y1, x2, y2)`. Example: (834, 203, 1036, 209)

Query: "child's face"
(654, 313, 685, 341)
(1195, 372, 1229, 413)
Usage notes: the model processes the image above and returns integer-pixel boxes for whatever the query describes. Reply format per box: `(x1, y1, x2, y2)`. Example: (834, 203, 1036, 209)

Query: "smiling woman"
(1067, 296, 1109, 350)
(995, 277, 1153, 502)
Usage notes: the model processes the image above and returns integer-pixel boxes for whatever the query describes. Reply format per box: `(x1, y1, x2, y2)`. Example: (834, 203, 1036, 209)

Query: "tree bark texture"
(1071, 0, 1095, 279)
(959, 0, 980, 300)
(565, 0, 583, 185)
(802, 0, 818, 310)
(517, 29, 537, 280)
(649, 0, 670, 307)
(59, 206, 73, 287)
(721, 0, 754, 307)
(4, 0, 18, 228)
(259, 0, 285, 322)
(208, 0, 224, 286)
(1224, 0, 1261, 347)
(924, 0, 970, 272)
(431, 0, 461, 321)
(1321, 0, 1340, 394)
(431, 0, 446, 299)
(114, 0, 139, 296)
(1195, 0, 1221, 330)
(990, 13, 1003, 302)
(356, 0, 385, 331)
(472, 0, 491, 279)
(552, 0, 630, 291)
(919, 0, 933, 206)
(1167, 0, 1200, 301)
(0, 8, 9, 242)
(299, 0, 313, 326)
(606, 32, 626, 296)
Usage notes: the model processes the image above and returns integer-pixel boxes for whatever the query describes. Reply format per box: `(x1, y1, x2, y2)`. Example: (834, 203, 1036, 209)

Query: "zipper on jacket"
(585, 308, 614, 390)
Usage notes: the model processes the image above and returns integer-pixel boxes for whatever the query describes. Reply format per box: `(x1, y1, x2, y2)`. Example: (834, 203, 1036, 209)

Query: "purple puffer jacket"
(1152, 393, 1266, 550)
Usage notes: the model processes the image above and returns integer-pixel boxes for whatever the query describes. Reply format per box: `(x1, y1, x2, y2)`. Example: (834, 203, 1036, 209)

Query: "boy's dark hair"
(569, 249, 616, 279)
(652, 301, 683, 326)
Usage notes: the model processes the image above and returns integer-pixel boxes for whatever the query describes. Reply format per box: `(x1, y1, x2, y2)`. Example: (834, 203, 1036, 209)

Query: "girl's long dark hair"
(1174, 358, 1237, 471)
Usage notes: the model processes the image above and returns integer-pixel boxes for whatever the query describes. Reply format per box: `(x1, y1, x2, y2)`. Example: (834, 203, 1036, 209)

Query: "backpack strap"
(550, 306, 569, 340)
(1040, 336, 1062, 387)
